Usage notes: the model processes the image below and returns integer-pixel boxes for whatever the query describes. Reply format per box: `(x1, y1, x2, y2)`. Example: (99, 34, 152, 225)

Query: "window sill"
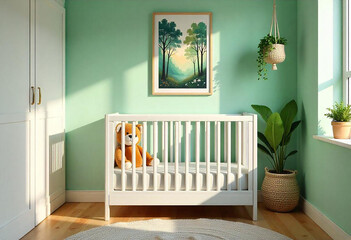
(313, 135, 351, 149)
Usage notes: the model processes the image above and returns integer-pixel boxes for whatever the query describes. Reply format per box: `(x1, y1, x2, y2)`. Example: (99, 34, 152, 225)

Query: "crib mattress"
(113, 162, 248, 191)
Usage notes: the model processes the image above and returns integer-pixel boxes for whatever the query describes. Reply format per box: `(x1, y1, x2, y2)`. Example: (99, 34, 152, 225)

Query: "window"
(344, 0, 351, 104)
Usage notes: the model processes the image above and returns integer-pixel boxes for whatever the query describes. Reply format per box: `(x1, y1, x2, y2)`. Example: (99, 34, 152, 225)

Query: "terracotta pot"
(261, 167, 299, 212)
(264, 44, 286, 70)
(331, 121, 351, 139)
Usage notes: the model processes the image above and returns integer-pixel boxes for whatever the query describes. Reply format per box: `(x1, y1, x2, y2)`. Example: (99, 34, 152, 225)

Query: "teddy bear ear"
(136, 124, 142, 133)
(115, 123, 122, 133)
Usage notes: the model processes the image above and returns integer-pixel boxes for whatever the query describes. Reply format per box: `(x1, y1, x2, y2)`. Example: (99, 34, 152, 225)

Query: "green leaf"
(251, 105, 273, 122)
(285, 150, 298, 160)
(264, 113, 284, 150)
(325, 101, 351, 122)
(258, 144, 274, 159)
(280, 100, 297, 137)
(258, 132, 274, 153)
(284, 120, 301, 145)
(289, 120, 301, 133)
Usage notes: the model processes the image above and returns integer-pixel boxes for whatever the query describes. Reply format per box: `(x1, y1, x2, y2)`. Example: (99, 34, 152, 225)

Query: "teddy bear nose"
(128, 134, 137, 138)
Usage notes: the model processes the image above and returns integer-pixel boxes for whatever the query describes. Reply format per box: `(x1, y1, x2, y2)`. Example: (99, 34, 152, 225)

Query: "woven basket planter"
(264, 44, 286, 70)
(261, 167, 299, 212)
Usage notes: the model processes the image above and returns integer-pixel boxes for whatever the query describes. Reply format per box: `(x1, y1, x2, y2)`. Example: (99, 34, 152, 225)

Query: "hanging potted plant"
(325, 101, 351, 139)
(252, 100, 301, 212)
(257, 0, 287, 80)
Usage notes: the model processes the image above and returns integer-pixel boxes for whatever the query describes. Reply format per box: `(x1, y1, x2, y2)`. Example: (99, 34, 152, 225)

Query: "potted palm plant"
(325, 101, 351, 139)
(252, 100, 301, 212)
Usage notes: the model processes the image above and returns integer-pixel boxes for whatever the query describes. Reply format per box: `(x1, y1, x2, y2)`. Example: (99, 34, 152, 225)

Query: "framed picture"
(152, 12, 212, 95)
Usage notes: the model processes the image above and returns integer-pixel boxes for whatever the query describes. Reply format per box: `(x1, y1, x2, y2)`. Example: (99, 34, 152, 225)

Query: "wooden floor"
(22, 203, 332, 240)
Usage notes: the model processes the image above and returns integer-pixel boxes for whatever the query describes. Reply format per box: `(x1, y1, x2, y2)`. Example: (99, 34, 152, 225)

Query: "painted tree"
(166, 39, 181, 78)
(183, 27, 200, 76)
(158, 19, 182, 80)
(184, 47, 197, 75)
(194, 22, 207, 75)
(183, 22, 207, 76)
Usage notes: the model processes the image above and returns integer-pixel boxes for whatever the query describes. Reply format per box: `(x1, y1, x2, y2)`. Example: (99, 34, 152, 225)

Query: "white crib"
(105, 113, 257, 220)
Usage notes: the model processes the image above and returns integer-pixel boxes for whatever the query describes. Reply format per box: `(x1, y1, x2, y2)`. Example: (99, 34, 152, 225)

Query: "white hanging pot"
(265, 0, 286, 71)
(264, 44, 286, 70)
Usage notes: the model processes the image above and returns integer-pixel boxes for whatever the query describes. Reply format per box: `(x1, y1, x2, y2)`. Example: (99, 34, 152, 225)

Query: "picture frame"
(152, 12, 212, 95)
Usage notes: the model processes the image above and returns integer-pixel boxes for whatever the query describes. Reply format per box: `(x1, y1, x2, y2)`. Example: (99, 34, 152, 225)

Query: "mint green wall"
(65, 0, 297, 191)
(297, 0, 351, 234)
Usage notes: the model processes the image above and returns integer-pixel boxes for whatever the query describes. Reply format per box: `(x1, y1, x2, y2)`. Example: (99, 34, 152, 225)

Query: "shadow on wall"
(297, 102, 306, 197)
(66, 119, 105, 190)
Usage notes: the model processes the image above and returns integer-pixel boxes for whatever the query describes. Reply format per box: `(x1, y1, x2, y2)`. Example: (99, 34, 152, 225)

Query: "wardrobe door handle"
(31, 86, 35, 105)
(38, 87, 42, 105)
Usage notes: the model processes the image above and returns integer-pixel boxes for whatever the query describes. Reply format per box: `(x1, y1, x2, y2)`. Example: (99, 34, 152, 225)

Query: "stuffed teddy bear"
(115, 123, 158, 169)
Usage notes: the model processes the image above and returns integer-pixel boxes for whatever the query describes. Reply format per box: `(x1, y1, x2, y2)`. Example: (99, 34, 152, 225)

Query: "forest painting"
(153, 13, 212, 95)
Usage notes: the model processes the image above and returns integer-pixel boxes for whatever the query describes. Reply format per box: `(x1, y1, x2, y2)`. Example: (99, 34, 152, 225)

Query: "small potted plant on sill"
(325, 101, 351, 139)
(252, 100, 300, 212)
(257, 34, 287, 80)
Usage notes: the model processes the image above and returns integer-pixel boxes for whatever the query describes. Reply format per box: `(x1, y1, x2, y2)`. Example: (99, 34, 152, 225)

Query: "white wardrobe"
(0, 0, 65, 239)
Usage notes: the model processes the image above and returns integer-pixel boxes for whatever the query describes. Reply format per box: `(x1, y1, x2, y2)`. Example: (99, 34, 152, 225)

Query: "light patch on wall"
(66, 78, 113, 132)
(318, 0, 334, 136)
(51, 140, 64, 173)
(318, 85, 334, 135)
(123, 61, 148, 104)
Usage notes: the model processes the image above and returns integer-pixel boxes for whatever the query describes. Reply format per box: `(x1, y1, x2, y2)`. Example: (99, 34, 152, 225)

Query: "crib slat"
(162, 121, 165, 163)
(153, 121, 158, 191)
(185, 121, 190, 191)
(215, 121, 217, 163)
(121, 122, 126, 191)
(142, 122, 147, 191)
(175, 121, 179, 191)
(195, 121, 200, 191)
(205, 121, 210, 191)
(252, 115, 258, 220)
(164, 122, 169, 191)
(216, 121, 221, 191)
(242, 121, 248, 167)
(248, 121, 253, 192)
(132, 122, 136, 191)
(178, 121, 182, 164)
(170, 121, 173, 163)
(236, 122, 242, 191)
(226, 122, 231, 191)
(224, 122, 227, 163)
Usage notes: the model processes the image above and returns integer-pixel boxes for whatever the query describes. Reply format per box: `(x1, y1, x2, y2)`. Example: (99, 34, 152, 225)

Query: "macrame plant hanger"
(269, 0, 280, 44)
(265, 0, 286, 71)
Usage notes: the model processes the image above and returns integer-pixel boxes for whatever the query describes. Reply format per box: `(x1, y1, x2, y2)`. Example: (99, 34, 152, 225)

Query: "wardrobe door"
(0, 0, 35, 239)
(35, 0, 65, 224)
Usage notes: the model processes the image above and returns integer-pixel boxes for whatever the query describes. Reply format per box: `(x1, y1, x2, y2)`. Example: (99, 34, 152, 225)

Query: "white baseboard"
(66, 190, 104, 202)
(300, 197, 350, 240)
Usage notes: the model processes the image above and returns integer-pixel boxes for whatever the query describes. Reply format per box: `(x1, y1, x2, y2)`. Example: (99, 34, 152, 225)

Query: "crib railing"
(105, 113, 257, 220)
(106, 113, 257, 192)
